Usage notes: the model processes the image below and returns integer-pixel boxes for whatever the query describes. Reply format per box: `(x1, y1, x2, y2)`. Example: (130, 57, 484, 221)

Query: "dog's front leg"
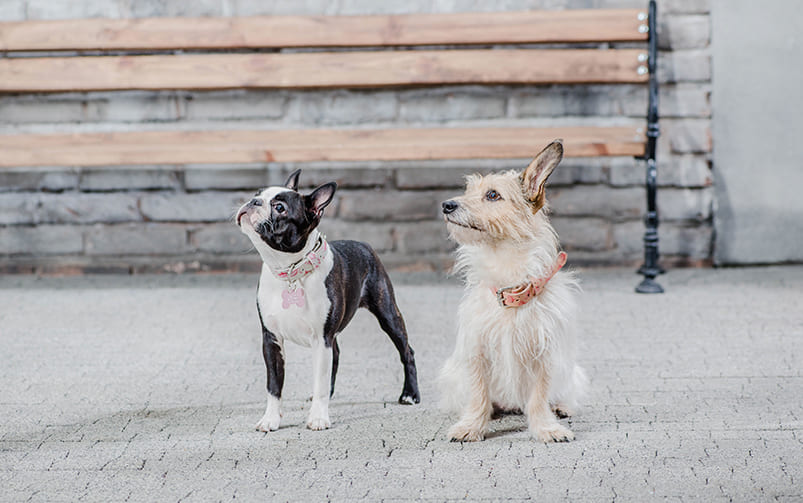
(526, 365, 574, 443)
(448, 354, 492, 442)
(256, 325, 285, 432)
(306, 336, 332, 430)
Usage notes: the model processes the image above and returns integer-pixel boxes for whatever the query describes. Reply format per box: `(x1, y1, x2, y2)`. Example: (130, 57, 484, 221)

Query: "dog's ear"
(284, 169, 302, 191)
(521, 140, 563, 211)
(307, 182, 337, 217)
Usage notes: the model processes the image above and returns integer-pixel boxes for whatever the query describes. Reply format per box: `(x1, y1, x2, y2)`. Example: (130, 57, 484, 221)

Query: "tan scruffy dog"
(439, 140, 587, 443)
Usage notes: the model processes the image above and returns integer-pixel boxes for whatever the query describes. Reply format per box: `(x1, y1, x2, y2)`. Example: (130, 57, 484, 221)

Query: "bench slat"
(0, 10, 648, 52)
(0, 127, 645, 167)
(0, 49, 648, 93)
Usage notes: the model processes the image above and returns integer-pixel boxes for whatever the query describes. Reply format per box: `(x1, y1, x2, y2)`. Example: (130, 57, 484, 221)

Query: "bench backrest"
(0, 10, 650, 93)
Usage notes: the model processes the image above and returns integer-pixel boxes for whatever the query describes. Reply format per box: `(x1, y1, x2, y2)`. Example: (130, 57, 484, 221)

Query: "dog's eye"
(485, 190, 502, 202)
(273, 202, 286, 214)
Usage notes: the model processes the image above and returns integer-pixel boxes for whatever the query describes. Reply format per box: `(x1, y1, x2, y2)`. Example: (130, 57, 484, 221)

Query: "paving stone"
(4, 266, 800, 500)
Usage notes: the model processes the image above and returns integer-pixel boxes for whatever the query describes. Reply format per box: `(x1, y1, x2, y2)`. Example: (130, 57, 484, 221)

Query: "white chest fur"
(257, 253, 334, 348)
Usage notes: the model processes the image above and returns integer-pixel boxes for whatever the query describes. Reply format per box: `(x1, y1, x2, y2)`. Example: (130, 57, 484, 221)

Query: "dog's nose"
(249, 198, 262, 207)
(442, 200, 458, 214)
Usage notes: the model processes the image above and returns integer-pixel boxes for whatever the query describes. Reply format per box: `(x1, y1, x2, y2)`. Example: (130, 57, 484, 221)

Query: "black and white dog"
(236, 170, 420, 431)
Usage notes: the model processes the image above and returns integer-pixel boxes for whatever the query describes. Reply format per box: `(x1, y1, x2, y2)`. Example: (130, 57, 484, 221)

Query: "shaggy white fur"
(439, 141, 587, 443)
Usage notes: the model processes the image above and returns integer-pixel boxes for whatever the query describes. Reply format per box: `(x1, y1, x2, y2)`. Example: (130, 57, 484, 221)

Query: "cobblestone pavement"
(1, 266, 801, 502)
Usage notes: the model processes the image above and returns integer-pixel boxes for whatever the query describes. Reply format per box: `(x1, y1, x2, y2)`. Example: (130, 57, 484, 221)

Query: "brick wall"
(0, 0, 713, 274)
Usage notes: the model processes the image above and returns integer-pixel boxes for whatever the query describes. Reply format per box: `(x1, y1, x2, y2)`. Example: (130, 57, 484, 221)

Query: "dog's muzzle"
(237, 198, 263, 226)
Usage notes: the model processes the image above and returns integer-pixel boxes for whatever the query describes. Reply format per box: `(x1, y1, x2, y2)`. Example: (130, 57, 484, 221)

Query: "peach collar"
(491, 252, 567, 308)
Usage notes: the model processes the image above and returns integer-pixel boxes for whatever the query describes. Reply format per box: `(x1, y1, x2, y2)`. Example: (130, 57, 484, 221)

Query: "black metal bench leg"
(636, 0, 663, 294)
(636, 157, 664, 293)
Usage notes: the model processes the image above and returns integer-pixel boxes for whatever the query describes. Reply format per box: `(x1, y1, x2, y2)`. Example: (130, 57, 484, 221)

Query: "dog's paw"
(398, 392, 420, 405)
(306, 415, 331, 431)
(448, 422, 485, 442)
(255, 413, 281, 432)
(533, 423, 574, 443)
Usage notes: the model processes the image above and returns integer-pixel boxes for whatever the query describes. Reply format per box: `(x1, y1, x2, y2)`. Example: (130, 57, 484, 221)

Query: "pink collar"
(275, 236, 328, 282)
(491, 251, 567, 308)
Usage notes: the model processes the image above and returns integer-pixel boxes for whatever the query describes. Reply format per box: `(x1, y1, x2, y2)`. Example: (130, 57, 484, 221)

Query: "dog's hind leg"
(330, 339, 340, 398)
(364, 271, 420, 405)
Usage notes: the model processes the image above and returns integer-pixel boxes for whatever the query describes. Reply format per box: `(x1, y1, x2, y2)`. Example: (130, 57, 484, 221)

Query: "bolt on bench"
(0, 1, 662, 292)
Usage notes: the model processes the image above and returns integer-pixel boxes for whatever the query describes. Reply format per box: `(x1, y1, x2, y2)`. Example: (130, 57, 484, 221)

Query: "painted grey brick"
(661, 84, 711, 118)
(398, 89, 506, 123)
(79, 168, 182, 192)
(0, 0, 25, 20)
(614, 216, 712, 262)
(395, 158, 608, 191)
(397, 164, 493, 190)
(285, 91, 397, 125)
(552, 217, 613, 252)
(233, 0, 337, 16)
(189, 223, 252, 254)
(91, 92, 185, 123)
(0, 97, 87, 124)
(139, 191, 250, 222)
(184, 91, 286, 121)
(664, 118, 711, 154)
(611, 220, 647, 258)
(0, 225, 83, 255)
(185, 164, 394, 193)
(549, 186, 645, 220)
(322, 220, 395, 252)
(658, 187, 713, 222)
(0, 168, 79, 193)
(25, 0, 123, 19)
(0, 193, 38, 225)
(39, 193, 142, 224)
(663, 0, 711, 14)
(184, 166, 272, 191)
(0, 193, 141, 225)
(660, 15, 711, 50)
(510, 85, 647, 118)
(336, 189, 452, 222)
(549, 158, 610, 186)
(659, 49, 712, 83)
(610, 155, 712, 188)
(84, 223, 190, 255)
(661, 222, 713, 258)
(283, 164, 394, 190)
(334, 0, 584, 15)
(394, 221, 454, 254)
(119, 0, 228, 18)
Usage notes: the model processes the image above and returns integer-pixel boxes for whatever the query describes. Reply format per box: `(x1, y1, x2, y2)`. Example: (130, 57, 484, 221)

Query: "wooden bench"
(0, 1, 662, 292)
